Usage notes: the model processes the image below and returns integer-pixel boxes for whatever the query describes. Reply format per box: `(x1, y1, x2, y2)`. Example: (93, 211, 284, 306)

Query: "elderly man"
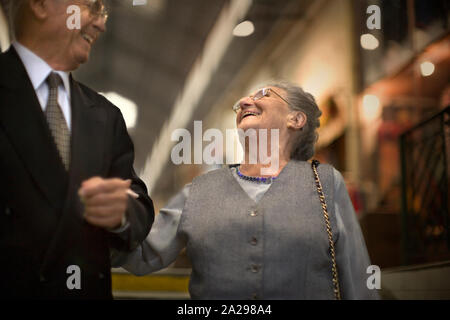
(0, 0, 154, 299)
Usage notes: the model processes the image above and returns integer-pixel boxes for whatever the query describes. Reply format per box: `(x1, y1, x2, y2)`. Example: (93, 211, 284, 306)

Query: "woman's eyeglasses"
(232, 87, 291, 113)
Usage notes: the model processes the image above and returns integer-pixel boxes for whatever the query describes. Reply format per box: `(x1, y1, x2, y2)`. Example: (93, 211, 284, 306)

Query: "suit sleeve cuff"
(108, 211, 130, 233)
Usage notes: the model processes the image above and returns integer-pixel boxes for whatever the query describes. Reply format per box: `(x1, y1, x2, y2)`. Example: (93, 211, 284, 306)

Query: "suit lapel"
(0, 48, 68, 209)
(39, 76, 108, 276)
(68, 77, 107, 187)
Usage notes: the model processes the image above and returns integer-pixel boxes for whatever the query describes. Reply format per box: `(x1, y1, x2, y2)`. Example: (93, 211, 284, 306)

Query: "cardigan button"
(250, 210, 258, 217)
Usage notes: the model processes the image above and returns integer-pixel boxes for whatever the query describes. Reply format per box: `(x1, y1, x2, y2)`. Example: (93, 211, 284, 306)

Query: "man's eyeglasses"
(232, 87, 291, 113)
(79, 0, 109, 21)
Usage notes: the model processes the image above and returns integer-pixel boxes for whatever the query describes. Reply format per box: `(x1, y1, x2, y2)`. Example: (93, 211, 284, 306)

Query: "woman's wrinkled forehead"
(248, 85, 285, 97)
(249, 85, 274, 94)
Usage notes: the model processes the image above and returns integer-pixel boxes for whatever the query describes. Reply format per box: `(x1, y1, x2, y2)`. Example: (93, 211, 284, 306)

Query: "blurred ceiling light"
(133, 0, 166, 15)
(133, 0, 147, 5)
(360, 33, 379, 50)
(362, 94, 381, 121)
(420, 61, 435, 77)
(233, 20, 254, 37)
(100, 92, 138, 129)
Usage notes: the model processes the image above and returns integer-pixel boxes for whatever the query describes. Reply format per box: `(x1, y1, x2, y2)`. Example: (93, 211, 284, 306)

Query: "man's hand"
(78, 177, 131, 230)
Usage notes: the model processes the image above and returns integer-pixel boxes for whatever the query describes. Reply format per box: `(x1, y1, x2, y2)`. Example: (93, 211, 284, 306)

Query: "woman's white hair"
(263, 80, 322, 161)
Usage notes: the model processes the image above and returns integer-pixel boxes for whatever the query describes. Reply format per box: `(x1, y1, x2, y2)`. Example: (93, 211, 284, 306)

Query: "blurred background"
(1, 0, 449, 299)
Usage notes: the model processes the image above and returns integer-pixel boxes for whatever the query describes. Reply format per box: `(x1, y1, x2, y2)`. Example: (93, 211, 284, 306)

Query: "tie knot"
(46, 72, 63, 89)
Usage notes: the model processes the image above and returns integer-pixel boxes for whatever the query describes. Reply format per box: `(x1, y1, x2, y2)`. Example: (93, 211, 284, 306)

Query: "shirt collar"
(13, 41, 71, 98)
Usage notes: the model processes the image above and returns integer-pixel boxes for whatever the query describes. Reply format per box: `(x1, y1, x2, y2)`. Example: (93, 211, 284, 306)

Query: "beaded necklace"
(236, 166, 278, 183)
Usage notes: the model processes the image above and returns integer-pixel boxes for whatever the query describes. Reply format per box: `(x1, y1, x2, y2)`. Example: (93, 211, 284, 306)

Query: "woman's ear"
(287, 111, 307, 131)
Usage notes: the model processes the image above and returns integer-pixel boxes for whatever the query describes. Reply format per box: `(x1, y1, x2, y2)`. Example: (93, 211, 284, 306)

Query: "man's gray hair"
(3, 0, 26, 40)
(264, 80, 322, 161)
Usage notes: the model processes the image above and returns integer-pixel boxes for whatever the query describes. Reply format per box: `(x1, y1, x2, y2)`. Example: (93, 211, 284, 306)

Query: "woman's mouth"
(241, 110, 261, 122)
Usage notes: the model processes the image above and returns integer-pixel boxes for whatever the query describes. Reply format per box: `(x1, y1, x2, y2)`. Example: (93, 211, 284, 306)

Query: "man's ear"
(287, 111, 307, 131)
(29, 0, 49, 20)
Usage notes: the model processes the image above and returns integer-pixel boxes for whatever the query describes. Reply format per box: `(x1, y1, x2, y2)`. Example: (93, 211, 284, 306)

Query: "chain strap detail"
(311, 160, 341, 300)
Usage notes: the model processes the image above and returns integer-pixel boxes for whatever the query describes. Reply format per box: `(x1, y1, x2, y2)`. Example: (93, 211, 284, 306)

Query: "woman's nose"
(234, 96, 255, 114)
(239, 96, 255, 108)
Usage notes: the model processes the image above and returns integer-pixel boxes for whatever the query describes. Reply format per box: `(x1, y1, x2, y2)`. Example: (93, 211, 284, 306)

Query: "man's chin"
(71, 52, 90, 70)
(78, 50, 90, 62)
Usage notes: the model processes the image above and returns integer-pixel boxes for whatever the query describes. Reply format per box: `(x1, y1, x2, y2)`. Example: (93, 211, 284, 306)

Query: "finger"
(84, 203, 126, 218)
(84, 213, 123, 229)
(78, 176, 103, 200)
(81, 176, 103, 187)
(80, 178, 131, 198)
(83, 189, 128, 207)
(126, 189, 139, 199)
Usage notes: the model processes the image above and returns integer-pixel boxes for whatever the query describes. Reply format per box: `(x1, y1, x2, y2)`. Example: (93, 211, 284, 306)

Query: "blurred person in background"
(0, 0, 154, 299)
(116, 81, 379, 300)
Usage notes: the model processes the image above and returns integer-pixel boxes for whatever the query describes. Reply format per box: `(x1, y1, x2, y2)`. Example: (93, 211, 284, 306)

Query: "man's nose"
(92, 16, 107, 33)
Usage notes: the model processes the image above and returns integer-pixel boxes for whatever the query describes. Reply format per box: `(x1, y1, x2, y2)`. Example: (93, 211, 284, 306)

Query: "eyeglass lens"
(232, 88, 270, 112)
(252, 89, 265, 100)
(86, 0, 108, 18)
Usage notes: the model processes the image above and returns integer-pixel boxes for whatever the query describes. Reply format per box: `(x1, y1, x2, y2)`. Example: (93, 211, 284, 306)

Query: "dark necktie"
(45, 72, 70, 170)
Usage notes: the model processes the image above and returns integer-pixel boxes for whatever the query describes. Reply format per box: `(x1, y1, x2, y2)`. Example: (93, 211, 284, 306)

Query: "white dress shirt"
(13, 41, 72, 131)
(13, 42, 129, 232)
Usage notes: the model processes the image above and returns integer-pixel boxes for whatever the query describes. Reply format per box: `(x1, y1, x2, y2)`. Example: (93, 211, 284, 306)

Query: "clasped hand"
(78, 177, 131, 230)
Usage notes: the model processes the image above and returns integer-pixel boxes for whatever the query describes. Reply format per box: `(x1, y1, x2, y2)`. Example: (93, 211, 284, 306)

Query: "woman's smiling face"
(235, 87, 292, 131)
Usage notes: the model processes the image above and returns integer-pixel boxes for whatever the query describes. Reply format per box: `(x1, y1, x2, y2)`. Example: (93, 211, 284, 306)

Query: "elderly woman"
(114, 81, 379, 300)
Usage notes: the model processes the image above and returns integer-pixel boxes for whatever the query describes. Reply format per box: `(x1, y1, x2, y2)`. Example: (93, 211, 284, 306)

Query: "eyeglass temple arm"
(269, 88, 291, 106)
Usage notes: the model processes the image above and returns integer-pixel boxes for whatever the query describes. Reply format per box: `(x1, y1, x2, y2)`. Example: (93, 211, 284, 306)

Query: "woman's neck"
(239, 158, 290, 177)
(240, 130, 293, 177)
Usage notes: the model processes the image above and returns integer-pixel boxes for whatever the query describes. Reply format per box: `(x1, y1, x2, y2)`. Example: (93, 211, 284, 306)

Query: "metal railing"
(400, 106, 450, 265)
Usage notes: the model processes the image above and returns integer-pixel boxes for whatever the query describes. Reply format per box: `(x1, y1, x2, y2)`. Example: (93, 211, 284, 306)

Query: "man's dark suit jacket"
(0, 47, 154, 299)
